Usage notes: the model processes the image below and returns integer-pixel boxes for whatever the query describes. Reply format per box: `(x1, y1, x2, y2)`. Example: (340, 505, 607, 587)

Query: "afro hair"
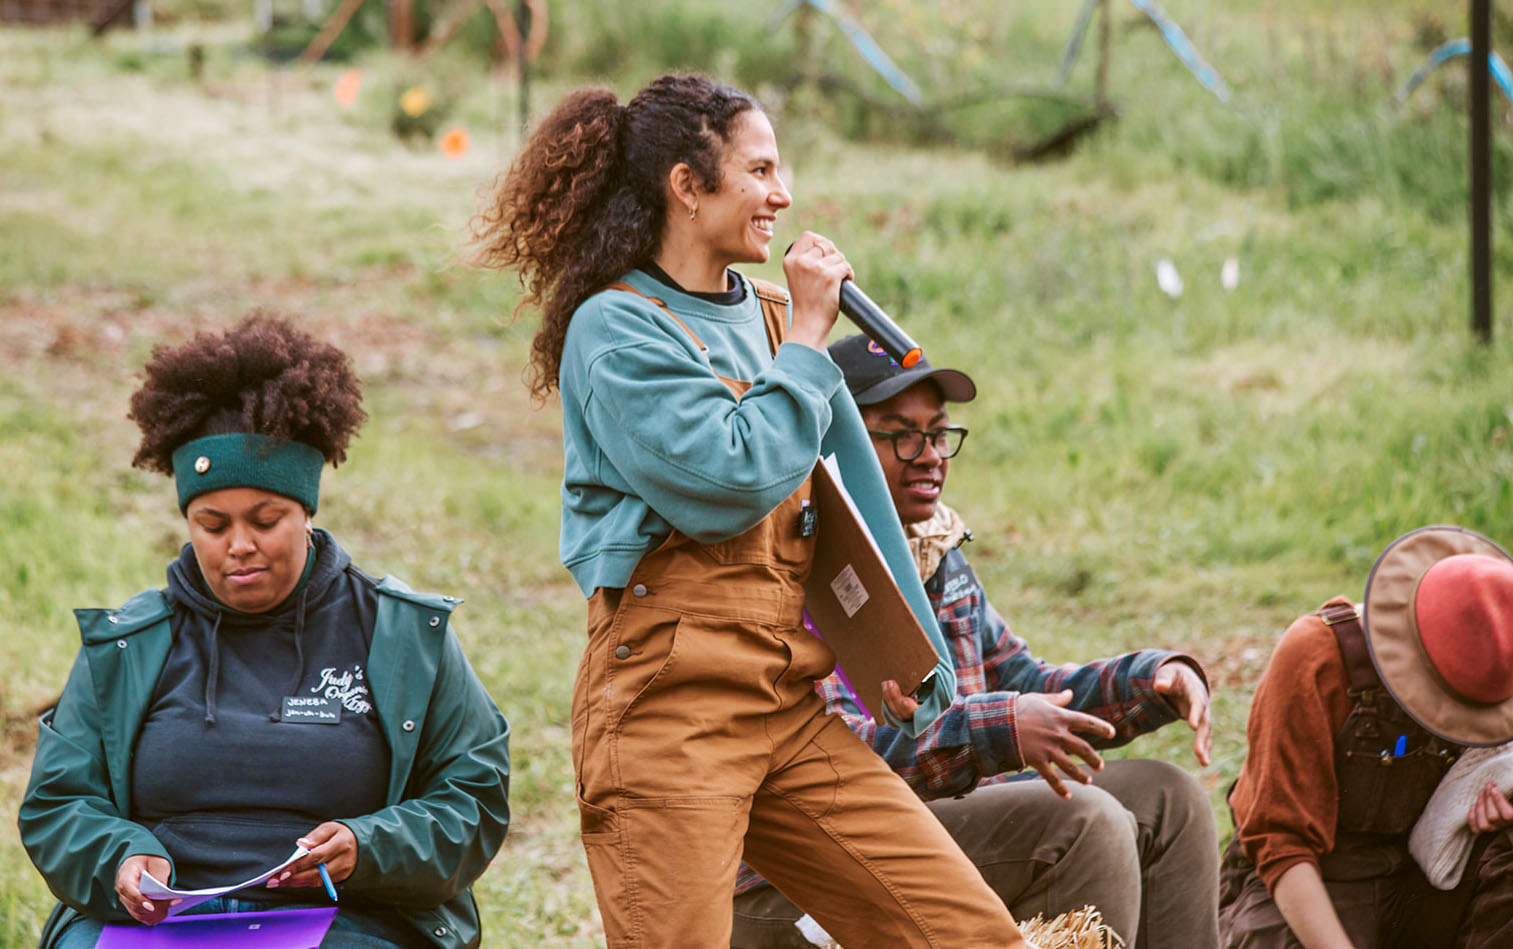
(128, 313, 367, 475)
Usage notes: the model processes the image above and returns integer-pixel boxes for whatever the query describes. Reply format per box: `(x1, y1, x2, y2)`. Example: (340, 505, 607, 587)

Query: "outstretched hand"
(116, 854, 178, 925)
(266, 821, 357, 891)
(1154, 660, 1212, 767)
(1017, 690, 1117, 799)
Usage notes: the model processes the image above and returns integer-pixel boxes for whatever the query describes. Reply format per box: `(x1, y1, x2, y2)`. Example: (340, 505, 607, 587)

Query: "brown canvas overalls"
(1219, 604, 1485, 948)
(570, 280, 1023, 948)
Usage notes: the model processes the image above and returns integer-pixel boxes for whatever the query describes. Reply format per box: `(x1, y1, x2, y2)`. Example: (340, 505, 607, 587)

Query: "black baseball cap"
(827, 334, 977, 406)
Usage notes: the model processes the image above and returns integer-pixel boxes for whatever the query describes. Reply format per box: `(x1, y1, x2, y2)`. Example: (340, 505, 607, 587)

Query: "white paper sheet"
(138, 846, 309, 916)
(820, 454, 885, 556)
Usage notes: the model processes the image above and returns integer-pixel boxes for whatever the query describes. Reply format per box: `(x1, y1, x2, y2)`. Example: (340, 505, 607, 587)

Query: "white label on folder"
(830, 564, 869, 618)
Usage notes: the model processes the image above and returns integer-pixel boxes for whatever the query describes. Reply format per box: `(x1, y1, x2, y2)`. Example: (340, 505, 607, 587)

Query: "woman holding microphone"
(473, 73, 1023, 947)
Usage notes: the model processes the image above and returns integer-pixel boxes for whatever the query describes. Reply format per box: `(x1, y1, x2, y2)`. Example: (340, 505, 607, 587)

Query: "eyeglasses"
(865, 426, 969, 462)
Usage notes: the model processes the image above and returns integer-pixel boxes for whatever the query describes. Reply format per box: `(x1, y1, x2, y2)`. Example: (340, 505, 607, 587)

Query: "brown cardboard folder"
(802, 456, 940, 721)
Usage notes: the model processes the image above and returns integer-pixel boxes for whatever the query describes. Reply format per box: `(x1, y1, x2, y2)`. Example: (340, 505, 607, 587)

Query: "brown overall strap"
(603, 276, 790, 358)
(602, 280, 707, 352)
(748, 276, 789, 357)
(1320, 602, 1380, 693)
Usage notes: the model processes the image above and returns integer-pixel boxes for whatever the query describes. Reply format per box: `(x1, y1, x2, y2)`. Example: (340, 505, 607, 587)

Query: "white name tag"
(280, 695, 342, 724)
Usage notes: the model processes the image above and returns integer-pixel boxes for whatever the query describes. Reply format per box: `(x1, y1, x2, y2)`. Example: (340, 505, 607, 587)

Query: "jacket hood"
(164, 528, 351, 724)
(165, 527, 349, 624)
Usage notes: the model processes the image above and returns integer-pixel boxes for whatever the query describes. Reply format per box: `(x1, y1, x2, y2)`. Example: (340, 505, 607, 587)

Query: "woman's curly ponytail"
(472, 74, 758, 401)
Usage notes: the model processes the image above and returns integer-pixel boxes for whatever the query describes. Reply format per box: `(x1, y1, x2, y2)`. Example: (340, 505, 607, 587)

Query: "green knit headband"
(172, 434, 325, 514)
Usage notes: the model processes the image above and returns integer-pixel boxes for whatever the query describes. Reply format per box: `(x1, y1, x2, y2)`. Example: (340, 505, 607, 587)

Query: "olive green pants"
(733, 758, 1219, 949)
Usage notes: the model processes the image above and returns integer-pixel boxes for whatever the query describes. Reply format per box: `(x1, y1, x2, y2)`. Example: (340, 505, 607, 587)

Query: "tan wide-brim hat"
(1363, 525, 1513, 746)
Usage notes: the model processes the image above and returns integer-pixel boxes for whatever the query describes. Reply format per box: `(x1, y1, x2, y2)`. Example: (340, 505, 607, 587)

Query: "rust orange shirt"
(1229, 597, 1357, 894)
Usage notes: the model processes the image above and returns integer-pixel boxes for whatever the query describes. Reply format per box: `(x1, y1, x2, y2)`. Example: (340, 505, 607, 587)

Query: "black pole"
(1471, 0, 1493, 343)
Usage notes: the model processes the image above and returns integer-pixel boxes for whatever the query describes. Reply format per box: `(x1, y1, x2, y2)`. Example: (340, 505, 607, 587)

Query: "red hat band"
(1415, 553, 1513, 705)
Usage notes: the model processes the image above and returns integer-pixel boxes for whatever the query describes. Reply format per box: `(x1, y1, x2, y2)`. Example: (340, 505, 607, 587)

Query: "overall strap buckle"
(1320, 602, 1380, 694)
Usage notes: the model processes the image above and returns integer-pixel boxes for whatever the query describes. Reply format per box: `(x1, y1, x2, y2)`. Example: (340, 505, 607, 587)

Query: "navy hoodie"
(130, 530, 392, 891)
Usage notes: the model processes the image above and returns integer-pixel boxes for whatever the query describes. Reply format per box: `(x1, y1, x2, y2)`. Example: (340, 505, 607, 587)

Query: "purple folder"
(95, 908, 337, 948)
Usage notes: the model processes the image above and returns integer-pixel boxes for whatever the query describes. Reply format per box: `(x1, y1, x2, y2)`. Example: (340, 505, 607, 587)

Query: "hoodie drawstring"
(203, 611, 223, 726)
(271, 586, 311, 721)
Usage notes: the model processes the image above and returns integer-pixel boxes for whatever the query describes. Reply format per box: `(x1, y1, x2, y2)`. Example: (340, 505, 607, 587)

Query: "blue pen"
(1394, 734, 1408, 757)
(317, 862, 339, 902)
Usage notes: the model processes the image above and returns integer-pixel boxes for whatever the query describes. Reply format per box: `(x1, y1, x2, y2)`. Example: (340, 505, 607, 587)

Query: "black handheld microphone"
(784, 241, 924, 367)
(838, 279, 923, 368)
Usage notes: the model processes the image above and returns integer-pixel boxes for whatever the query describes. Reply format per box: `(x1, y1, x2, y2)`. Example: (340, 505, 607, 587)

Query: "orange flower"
(334, 69, 362, 108)
(439, 126, 469, 159)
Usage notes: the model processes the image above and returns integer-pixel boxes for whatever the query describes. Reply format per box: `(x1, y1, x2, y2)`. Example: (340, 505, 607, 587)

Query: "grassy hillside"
(2, 0, 1510, 943)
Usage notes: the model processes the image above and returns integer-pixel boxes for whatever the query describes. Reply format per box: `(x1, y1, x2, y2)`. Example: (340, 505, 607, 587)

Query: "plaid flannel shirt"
(734, 539, 1203, 896)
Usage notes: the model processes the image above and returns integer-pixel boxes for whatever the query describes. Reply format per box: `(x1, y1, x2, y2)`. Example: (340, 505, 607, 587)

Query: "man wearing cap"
(731, 335, 1220, 949)
(1220, 526, 1513, 948)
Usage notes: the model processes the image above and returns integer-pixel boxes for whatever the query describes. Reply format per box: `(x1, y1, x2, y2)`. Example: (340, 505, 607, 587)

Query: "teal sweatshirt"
(557, 267, 957, 736)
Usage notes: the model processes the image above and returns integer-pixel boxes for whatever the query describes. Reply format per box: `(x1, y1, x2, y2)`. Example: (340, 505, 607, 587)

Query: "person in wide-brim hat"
(1220, 525, 1513, 949)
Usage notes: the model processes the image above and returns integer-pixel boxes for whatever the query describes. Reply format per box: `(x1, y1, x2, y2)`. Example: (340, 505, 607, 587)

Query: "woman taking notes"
(474, 73, 1023, 947)
(19, 316, 511, 948)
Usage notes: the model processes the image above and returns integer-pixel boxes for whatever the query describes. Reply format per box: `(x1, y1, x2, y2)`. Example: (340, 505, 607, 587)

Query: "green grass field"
(3, 0, 1511, 944)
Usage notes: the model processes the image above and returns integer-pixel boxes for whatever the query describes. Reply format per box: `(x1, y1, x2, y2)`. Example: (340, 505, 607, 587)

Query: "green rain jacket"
(19, 576, 511, 948)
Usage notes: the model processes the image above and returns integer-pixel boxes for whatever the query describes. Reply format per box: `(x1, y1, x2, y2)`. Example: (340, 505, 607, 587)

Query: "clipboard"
(802, 455, 941, 721)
